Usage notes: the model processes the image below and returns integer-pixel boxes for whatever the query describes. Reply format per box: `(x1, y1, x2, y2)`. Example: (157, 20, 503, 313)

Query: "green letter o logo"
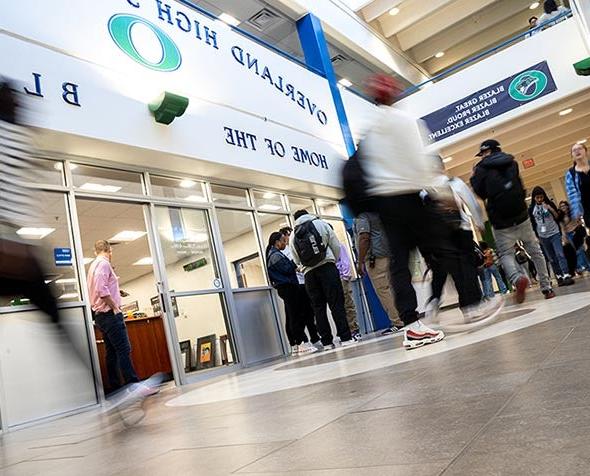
(508, 70, 548, 102)
(108, 14, 182, 72)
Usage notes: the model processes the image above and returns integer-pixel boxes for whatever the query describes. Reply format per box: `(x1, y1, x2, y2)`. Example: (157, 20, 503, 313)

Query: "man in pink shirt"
(88, 240, 139, 392)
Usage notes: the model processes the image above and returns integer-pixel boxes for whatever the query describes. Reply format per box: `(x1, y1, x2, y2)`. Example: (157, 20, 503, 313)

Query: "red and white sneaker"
(515, 276, 530, 304)
(403, 320, 445, 350)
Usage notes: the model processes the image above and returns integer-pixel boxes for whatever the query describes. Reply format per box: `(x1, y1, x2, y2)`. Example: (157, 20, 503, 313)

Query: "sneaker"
(352, 331, 362, 341)
(462, 296, 504, 324)
(381, 327, 395, 335)
(543, 289, 556, 299)
(291, 345, 299, 356)
(324, 343, 336, 351)
(403, 320, 444, 350)
(340, 339, 357, 348)
(312, 341, 324, 351)
(562, 275, 575, 286)
(424, 297, 440, 325)
(298, 342, 318, 355)
(515, 276, 530, 303)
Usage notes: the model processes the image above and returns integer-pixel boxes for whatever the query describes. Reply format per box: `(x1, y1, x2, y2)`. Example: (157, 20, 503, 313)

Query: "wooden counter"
(95, 315, 172, 391)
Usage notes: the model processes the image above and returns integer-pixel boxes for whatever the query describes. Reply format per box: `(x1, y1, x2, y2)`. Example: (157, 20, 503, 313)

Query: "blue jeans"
(482, 264, 508, 298)
(567, 231, 590, 271)
(94, 311, 139, 391)
(539, 233, 569, 277)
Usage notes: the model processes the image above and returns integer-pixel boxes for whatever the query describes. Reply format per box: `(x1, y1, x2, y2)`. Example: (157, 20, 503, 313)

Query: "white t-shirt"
(539, 6, 569, 26)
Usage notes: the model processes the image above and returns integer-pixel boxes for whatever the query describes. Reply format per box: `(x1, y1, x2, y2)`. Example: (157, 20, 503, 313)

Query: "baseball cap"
(476, 139, 501, 156)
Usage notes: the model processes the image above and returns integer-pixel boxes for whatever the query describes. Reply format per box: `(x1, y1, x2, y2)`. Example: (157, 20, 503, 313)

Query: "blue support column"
(296, 14, 356, 157)
(296, 14, 391, 332)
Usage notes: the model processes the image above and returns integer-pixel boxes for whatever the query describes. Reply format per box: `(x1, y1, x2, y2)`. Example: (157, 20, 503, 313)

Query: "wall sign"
(421, 61, 557, 143)
(522, 158, 535, 169)
(54, 248, 73, 266)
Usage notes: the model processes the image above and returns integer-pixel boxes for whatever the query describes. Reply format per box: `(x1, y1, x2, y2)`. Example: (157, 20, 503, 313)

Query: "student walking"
(471, 140, 555, 302)
(479, 242, 508, 298)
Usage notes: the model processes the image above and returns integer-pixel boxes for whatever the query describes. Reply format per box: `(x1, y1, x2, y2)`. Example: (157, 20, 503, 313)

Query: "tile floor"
(2, 281, 590, 475)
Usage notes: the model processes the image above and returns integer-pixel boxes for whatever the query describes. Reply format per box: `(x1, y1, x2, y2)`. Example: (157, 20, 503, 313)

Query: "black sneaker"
(562, 275, 575, 286)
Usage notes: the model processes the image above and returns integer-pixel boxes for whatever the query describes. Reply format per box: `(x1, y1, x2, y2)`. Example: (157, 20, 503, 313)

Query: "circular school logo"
(108, 14, 182, 72)
(508, 70, 548, 102)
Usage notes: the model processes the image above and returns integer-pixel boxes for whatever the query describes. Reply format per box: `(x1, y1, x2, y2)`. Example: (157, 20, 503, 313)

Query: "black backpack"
(293, 219, 327, 267)
(341, 145, 376, 216)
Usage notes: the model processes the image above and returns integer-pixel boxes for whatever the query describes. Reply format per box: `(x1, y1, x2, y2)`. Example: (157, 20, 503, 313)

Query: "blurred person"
(334, 237, 362, 341)
(479, 241, 508, 298)
(526, 16, 540, 37)
(471, 139, 555, 302)
(354, 212, 404, 334)
(266, 231, 318, 356)
(88, 240, 159, 398)
(565, 142, 590, 225)
(539, 0, 570, 27)
(559, 200, 590, 273)
(356, 75, 502, 349)
(291, 210, 355, 349)
(529, 186, 574, 286)
(279, 226, 320, 347)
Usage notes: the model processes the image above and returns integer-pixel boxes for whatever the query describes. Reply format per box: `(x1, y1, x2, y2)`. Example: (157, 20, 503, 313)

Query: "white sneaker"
(291, 345, 299, 356)
(424, 298, 440, 325)
(403, 320, 444, 350)
(340, 338, 357, 348)
(298, 342, 318, 355)
(462, 295, 504, 324)
(312, 341, 324, 351)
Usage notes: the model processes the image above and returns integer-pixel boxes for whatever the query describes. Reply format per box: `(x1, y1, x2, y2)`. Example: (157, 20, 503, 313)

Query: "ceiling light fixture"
(259, 204, 282, 211)
(219, 13, 240, 26)
(578, 139, 588, 144)
(133, 257, 153, 266)
(559, 108, 573, 116)
(109, 230, 147, 242)
(180, 179, 196, 188)
(79, 182, 122, 193)
(389, 7, 400, 15)
(443, 157, 453, 163)
(184, 195, 208, 203)
(435, 51, 445, 58)
(55, 278, 77, 285)
(16, 227, 55, 239)
(338, 78, 352, 88)
(529, 2, 540, 9)
(262, 192, 276, 199)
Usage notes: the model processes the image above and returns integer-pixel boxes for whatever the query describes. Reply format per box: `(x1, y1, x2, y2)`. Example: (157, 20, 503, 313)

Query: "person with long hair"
(539, 0, 570, 27)
(266, 231, 317, 355)
(559, 200, 590, 273)
(565, 142, 590, 225)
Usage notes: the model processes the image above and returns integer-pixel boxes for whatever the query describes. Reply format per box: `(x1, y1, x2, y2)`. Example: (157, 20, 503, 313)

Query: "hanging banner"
(421, 61, 558, 143)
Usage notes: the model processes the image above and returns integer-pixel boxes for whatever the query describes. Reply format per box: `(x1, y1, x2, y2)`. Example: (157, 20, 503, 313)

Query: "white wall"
(397, 20, 590, 150)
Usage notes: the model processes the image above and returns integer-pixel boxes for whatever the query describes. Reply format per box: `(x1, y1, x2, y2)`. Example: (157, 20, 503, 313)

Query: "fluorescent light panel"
(530, 2, 540, 9)
(80, 182, 122, 193)
(219, 13, 240, 26)
(16, 227, 55, 239)
(338, 78, 353, 88)
(179, 179, 196, 188)
(185, 195, 208, 203)
(133, 257, 153, 266)
(55, 278, 77, 284)
(443, 157, 453, 163)
(109, 230, 146, 242)
(259, 204, 282, 211)
(389, 7, 400, 15)
(435, 51, 445, 58)
(559, 108, 573, 116)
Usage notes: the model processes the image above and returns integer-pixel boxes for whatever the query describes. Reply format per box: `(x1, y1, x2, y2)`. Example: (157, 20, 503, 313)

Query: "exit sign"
(522, 158, 535, 169)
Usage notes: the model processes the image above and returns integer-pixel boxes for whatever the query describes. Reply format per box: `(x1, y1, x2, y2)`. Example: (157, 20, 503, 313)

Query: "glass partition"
(211, 184, 250, 207)
(72, 165, 144, 195)
(287, 196, 315, 214)
(253, 191, 287, 212)
(150, 176, 208, 203)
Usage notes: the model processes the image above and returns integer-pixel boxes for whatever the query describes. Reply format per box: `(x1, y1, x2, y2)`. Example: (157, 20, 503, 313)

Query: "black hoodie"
(528, 186, 562, 236)
(470, 151, 528, 229)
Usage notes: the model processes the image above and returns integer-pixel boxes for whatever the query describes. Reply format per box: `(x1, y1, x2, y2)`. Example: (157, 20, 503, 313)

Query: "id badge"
(540, 225, 547, 233)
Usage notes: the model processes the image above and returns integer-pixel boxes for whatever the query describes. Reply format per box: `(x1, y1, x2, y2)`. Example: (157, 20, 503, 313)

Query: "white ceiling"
(357, 0, 551, 76)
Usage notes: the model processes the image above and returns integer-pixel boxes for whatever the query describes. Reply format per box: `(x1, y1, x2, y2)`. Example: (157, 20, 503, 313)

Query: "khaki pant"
(366, 256, 403, 327)
(341, 278, 359, 333)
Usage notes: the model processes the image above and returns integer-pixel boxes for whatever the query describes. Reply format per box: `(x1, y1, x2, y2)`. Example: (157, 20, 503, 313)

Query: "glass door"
(151, 206, 237, 380)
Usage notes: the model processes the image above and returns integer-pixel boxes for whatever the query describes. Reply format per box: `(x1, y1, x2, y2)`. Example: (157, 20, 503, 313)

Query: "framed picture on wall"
(196, 334, 216, 370)
(179, 340, 192, 372)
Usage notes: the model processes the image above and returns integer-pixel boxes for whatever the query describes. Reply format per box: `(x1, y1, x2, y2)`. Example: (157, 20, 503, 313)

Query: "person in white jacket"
(360, 74, 503, 348)
(290, 210, 355, 349)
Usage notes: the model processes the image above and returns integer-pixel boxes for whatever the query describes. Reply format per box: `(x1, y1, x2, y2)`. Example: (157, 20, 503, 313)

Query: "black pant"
(277, 284, 307, 346)
(430, 229, 482, 304)
(304, 263, 351, 346)
(376, 194, 481, 325)
(297, 284, 320, 343)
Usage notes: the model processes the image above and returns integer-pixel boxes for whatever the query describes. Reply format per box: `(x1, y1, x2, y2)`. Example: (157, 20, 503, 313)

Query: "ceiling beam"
(409, 0, 533, 63)
(360, 0, 404, 23)
(397, 0, 496, 52)
(378, 0, 456, 38)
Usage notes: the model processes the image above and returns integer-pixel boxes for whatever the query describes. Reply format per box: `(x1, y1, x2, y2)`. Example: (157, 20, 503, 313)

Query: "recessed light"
(389, 7, 400, 15)
(263, 192, 276, 199)
(529, 2, 540, 9)
(79, 182, 122, 193)
(435, 51, 445, 58)
(133, 257, 153, 266)
(259, 204, 282, 211)
(338, 78, 352, 88)
(559, 108, 573, 116)
(219, 13, 240, 26)
(185, 195, 208, 203)
(180, 179, 196, 188)
(443, 157, 453, 163)
(58, 293, 79, 300)
(16, 227, 55, 239)
(578, 139, 587, 144)
(55, 278, 77, 285)
(109, 230, 147, 242)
